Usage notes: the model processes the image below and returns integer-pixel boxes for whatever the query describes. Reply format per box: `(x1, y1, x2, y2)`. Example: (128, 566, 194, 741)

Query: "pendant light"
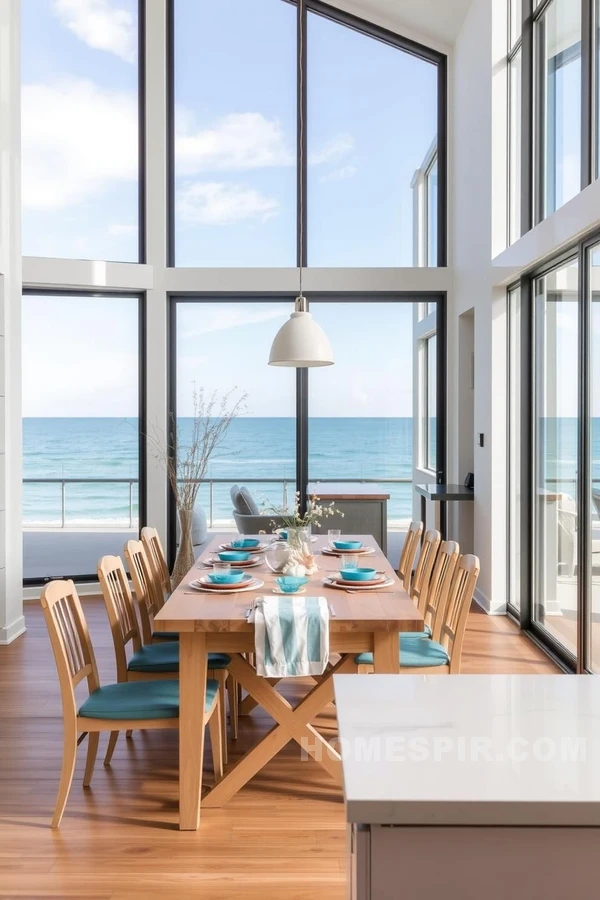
(268, 0, 334, 368)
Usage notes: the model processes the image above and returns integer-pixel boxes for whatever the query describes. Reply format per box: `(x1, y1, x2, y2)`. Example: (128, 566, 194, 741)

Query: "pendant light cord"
(298, 0, 304, 300)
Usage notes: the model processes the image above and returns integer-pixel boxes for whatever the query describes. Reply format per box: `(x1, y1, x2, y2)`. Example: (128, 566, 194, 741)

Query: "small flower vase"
(286, 526, 311, 553)
(171, 507, 195, 588)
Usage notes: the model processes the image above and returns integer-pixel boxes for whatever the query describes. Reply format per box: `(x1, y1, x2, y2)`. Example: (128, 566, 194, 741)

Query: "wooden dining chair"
(410, 528, 441, 618)
(355, 540, 460, 673)
(141, 525, 171, 601)
(41, 579, 222, 828)
(398, 520, 424, 593)
(421, 539, 460, 642)
(124, 540, 174, 645)
(434, 554, 480, 673)
(121, 545, 237, 758)
(98, 554, 182, 683)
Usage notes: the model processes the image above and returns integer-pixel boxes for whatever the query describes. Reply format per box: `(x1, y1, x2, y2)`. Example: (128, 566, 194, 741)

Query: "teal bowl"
(279, 530, 288, 541)
(218, 550, 251, 562)
(333, 540, 363, 551)
(276, 575, 308, 593)
(208, 569, 246, 585)
(339, 567, 377, 582)
(231, 538, 260, 549)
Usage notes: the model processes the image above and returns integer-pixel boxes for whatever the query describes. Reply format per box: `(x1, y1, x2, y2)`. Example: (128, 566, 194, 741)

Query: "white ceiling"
(334, 0, 474, 47)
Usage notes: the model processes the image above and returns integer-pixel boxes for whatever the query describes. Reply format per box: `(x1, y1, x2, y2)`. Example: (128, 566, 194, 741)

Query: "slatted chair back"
(124, 540, 162, 645)
(423, 540, 460, 642)
(398, 520, 424, 593)
(410, 528, 441, 616)
(98, 555, 142, 682)
(440, 554, 480, 674)
(141, 526, 171, 601)
(40, 580, 100, 720)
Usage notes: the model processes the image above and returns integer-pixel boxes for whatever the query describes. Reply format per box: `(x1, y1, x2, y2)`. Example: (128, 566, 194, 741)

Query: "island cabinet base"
(349, 824, 600, 899)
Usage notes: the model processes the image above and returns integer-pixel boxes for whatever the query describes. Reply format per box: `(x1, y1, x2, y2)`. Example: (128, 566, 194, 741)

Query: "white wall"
(449, 0, 508, 612)
(0, 0, 24, 643)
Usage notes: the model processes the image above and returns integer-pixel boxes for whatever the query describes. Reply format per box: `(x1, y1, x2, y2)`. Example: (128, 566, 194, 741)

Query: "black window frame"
(517, 0, 594, 239)
(506, 227, 600, 673)
(22, 289, 147, 587)
(167, 292, 447, 566)
(167, 0, 448, 270)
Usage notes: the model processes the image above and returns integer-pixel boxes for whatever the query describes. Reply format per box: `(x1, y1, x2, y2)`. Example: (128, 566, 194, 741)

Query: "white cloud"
(309, 133, 354, 165)
(182, 306, 288, 338)
(52, 0, 137, 63)
(320, 164, 358, 183)
(22, 74, 354, 217)
(176, 111, 354, 175)
(22, 78, 138, 211)
(175, 112, 293, 175)
(176, 181, 279, 225)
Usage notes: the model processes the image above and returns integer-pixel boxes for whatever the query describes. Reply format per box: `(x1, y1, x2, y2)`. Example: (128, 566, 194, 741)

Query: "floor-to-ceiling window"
(306, 11, 439, 267)
(22, 293, 142, 583)
(508, 234, 600, 671)
(21, 0, 141, 261)
(171, 295, 444, 553)
(587, 241, 600, 671)
(171, 0, 296, 266)
(507, 283, 523, 613)
(536, 0, 582, 219)
(532, 258, 579, 657)
(19, 1, 447, 586)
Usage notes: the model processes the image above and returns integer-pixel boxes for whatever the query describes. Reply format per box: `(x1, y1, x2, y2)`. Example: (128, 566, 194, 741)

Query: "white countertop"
(333, 674, 600, 826)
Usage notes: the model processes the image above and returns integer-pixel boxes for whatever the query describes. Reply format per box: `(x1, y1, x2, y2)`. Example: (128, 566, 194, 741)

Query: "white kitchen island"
(334, 674, 600, 900)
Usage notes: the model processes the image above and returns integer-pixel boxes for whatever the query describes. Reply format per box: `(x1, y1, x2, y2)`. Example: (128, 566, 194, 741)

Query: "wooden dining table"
(154, 533, 424, 831)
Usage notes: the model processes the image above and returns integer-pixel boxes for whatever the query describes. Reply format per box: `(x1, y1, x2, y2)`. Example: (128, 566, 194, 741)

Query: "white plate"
(331, 572, 387, 587)
(322, 576, 394, 592)
(321, 546, 375, 557)
(219, 542, 269, 552)
(188, 577, 264, 594)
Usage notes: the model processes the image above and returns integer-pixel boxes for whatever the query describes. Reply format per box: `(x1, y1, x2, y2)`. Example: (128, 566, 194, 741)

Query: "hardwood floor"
(0, 598, 558, 899)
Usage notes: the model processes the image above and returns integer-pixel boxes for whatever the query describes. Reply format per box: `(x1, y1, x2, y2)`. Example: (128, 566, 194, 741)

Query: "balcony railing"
(23, 476, 413, 529)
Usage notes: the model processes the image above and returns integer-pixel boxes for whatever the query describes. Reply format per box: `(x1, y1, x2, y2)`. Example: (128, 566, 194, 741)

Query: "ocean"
(23, 416, 598, 529)
(23, 417, 415, 527)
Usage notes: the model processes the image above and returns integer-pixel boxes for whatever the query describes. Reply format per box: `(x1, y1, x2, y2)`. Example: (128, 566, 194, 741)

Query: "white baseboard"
(473, 587, 507, 616)
(0, 615, 26, 644)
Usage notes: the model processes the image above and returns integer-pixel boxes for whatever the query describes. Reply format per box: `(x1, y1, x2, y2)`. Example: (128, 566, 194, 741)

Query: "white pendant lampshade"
(269, 296, 334, 367)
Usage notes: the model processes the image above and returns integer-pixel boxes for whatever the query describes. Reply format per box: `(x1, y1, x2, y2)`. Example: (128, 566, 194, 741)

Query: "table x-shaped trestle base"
(202, 652, 357, 808)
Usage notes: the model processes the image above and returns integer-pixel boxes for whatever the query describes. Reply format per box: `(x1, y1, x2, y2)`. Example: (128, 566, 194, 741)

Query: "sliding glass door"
(532, 258, 579, 658)
(512, 236, 600, 670)
(587, 243, 600, 671)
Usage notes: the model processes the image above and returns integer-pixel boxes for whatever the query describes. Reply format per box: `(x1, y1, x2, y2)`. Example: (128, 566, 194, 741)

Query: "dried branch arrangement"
(147, 386, 248, 511)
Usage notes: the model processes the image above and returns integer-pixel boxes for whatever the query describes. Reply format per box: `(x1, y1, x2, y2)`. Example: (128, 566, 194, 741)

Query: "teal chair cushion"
(79, 678, 219, 720)
(355, 636, 449, 668)
(128, 641, 179, 672)
(127, 642, 231, 674)
(153, 630, 179, 640)
(207, 653, 231, 669)
(401, 624, 432, 639)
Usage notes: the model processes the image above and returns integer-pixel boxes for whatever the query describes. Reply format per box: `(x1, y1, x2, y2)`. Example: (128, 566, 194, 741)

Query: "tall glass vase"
(171, 507, 195, 588)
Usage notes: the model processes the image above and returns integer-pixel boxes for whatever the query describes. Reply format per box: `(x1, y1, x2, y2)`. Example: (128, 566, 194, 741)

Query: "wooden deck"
(0, 599, 558, 899)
